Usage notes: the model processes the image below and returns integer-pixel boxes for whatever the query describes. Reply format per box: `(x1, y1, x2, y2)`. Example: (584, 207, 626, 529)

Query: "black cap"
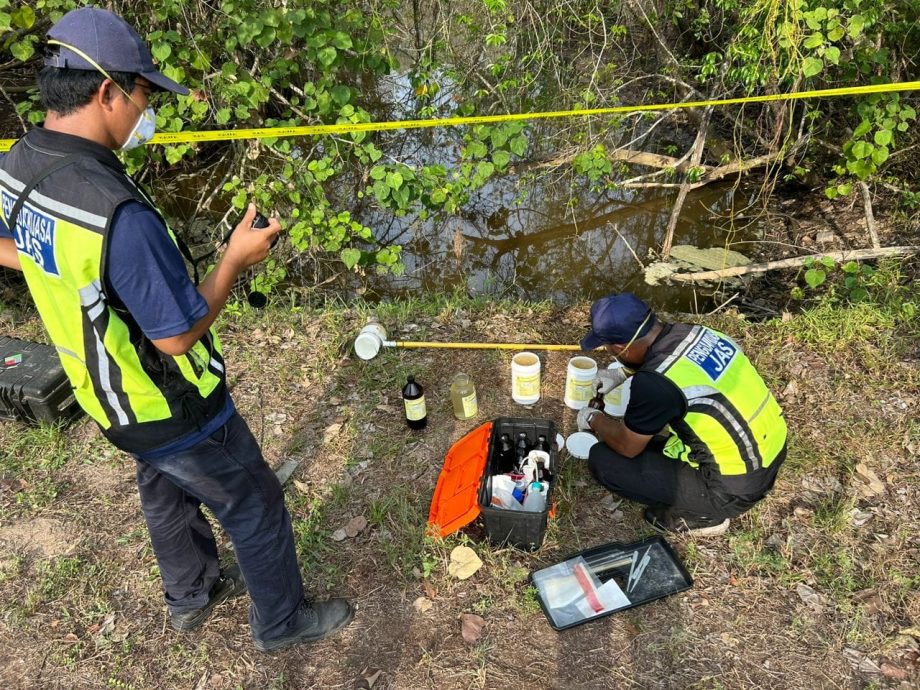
(45, 8, 189, 95)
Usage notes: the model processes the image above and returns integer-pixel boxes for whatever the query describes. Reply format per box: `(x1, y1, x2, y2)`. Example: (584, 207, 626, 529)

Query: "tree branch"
(858, 181, 881, 249)
(670, 246, 918, 283)
(661, 107, 712, 259)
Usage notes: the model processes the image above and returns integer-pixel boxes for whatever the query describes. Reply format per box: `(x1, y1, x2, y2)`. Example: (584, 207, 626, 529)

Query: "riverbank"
(0, 288, 918, 689)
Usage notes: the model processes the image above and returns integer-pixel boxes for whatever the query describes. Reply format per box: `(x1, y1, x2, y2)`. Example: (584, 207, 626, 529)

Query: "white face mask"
(121, 106, 156, 151)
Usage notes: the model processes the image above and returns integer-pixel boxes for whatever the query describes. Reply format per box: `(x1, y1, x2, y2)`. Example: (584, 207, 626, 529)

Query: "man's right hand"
(593, 366, 628, 394)
(223, 203, 282, 271)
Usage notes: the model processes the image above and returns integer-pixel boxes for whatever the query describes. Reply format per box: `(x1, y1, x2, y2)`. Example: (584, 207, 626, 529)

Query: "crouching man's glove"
(593, 367, 628, 394)
(577, 406, 602, 432)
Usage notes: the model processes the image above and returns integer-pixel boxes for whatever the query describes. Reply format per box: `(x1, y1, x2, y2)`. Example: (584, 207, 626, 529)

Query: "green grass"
(288, 495, 330, 573)
(809, 547, 864, 597)
(727, 526, 789, 579)
(27, 555, 86, 611)
(367, 487, 430, 578)
(0, 423, 75, 515)
(811, 493, 855, 533)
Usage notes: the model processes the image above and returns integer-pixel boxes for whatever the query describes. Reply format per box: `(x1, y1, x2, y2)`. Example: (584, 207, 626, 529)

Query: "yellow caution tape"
(1, 80, 918, 152)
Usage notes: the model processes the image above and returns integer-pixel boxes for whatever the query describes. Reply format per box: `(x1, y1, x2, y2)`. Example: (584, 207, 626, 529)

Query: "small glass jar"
(449, 373, 478, 420)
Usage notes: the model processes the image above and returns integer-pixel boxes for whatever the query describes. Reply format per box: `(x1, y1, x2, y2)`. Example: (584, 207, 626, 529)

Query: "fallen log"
(669, 246, 919, 283)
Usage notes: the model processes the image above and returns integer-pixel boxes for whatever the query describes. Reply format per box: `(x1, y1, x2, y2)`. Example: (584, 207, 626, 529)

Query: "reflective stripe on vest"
(654, 325, 787, 475)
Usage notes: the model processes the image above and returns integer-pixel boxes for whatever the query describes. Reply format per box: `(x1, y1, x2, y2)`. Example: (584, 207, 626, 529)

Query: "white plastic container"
(564, 356, 598, 409)
(565, 431, 598, 460)
(603, 360, 633, 417)
(523, 481, 547, 512)
(511, 351, 541, 405)
(354, 321, 387, 360)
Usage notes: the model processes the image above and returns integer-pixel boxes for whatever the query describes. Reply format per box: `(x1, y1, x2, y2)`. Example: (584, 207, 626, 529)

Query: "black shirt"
(623, 370, 687, 435)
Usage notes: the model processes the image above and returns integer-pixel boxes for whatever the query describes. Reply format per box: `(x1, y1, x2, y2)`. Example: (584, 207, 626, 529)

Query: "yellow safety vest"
(0, 129, 226, 454)
(644, 324, 787, 486)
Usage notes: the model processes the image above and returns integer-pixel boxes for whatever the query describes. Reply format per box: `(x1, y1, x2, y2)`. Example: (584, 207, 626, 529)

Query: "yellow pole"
(386, 341, 583, 351)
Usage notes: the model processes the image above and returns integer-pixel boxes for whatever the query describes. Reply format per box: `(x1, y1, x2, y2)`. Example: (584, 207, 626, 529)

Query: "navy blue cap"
(45, 8, 188, 95)
(580, 293, 656, 350)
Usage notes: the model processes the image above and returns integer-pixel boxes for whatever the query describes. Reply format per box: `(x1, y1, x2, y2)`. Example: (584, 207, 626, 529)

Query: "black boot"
(170, 563, 248, 631)
(253, 599, 354, 652)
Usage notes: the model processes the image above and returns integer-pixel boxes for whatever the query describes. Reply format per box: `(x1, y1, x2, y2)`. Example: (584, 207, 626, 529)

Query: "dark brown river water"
(356, 177, 758, 312)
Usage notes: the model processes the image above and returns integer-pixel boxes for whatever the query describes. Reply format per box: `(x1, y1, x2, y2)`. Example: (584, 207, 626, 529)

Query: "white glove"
(577, 406, 601, 432)
(593, 367, 628, 395)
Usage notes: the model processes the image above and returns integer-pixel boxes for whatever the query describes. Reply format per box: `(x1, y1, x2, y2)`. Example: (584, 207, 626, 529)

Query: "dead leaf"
(413, 596, 433, 614)
(98, 612, 115, 637)
(461, 613, 485, 644)
(193, 671, 209, 690)
(796, 583, 828, 613)
(447, 545, 483, 580)
(292, 479, 310, 494)
(843, 648, 882, 674)
(720, 632, 739, 648)
(355, 667, 382, 689)
(345, 516, 368, 538)
(849, 507, 873, 527)
(853, 589, 885, 615)
(422, 580, 437, 599)
(323, 423, 342, 444)
(600, 494, 622, 512)
(880, 662, 909, 681)
(854, 463, 885, 497)
(331, 529, 347, 542)
(801, 474, 843, 495)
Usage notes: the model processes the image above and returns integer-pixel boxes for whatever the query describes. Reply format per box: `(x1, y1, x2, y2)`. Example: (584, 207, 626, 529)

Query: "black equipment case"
(0, 336, 83, 425)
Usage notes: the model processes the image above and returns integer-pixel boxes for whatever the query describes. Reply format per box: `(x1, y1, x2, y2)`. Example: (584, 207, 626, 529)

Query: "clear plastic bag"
(532, 555, 630, 628)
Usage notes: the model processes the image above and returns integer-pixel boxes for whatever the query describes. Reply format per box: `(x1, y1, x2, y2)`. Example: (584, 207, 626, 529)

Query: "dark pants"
(135, 412, 304, 641)
(588, 438, 782, 521)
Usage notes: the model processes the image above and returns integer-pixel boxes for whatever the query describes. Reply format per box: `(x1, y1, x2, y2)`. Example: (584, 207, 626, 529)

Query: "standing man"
(576, 293, 787, 535)
(0, 8, 352, 651)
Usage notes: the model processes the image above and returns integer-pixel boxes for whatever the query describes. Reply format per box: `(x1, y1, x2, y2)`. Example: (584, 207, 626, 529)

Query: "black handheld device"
(244, 211, 275, 309)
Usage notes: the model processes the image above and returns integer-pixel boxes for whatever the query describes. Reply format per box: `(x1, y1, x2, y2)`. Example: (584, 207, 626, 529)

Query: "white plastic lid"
(565, 431, 598, 460)
(354, 332, 382, 360)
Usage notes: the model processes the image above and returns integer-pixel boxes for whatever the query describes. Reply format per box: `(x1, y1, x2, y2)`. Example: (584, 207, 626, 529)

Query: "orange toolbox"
(429, 417, 558, 551)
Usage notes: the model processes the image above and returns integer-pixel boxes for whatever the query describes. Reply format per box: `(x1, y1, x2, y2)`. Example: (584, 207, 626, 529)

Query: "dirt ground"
(0, 282, 918, 690)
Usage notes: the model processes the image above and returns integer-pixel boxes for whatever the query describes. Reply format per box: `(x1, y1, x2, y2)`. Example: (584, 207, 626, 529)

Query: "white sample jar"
(354, 321, 387, 360)
(603, 360, 633, 417)
(511, 351, 541, 405)
(564, 356, 598, 409)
